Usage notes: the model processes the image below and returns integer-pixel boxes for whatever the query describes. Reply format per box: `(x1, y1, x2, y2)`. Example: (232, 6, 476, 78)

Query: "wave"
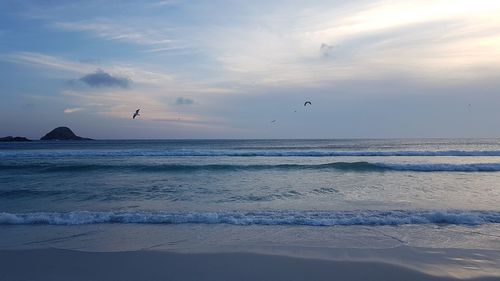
(2, 162, 500, 173)
(0, 189, 66, 198)
(3, 150, 500, 158)
(1, 210, 500, 226)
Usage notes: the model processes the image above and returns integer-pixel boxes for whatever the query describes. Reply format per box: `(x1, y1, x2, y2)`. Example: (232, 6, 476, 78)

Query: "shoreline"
(2, 223, 500, 279)
(1, 248, 499, 281)
(1, 247, 500, 281)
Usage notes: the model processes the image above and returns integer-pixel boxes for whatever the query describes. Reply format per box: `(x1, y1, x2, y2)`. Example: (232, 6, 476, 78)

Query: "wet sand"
(1, 248, 500, 281)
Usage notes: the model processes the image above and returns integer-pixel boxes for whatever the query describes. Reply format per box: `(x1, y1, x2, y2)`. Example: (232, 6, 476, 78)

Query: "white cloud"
(189, 0, 500, 86)
(13, 0, 500, 86)
(8, 0, 500, 90)
(3, 52, 175, 85)
(64, 107, 83, 113)
(4, 52, 93, 74)
(52, 20, 187, 53)
(3, 50, 236, 132)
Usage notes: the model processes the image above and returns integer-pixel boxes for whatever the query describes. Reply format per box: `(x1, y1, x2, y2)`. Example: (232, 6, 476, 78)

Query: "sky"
(1, 0, 500, 139)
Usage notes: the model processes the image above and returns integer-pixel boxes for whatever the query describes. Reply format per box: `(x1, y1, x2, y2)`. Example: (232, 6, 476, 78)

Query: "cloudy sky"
(1, 0, 500, 139)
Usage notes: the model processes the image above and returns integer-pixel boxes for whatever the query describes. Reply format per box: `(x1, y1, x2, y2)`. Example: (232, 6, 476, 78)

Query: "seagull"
(304, 101, 312, 106)
(132, 109, 140, 119)
(271, 120, 276, 123)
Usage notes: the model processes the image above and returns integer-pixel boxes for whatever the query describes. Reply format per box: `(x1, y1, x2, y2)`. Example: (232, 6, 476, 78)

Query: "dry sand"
(1, 248, 500, 281)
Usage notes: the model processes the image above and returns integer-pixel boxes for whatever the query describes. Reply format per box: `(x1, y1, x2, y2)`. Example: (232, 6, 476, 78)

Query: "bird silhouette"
(132, 109, 140, 119)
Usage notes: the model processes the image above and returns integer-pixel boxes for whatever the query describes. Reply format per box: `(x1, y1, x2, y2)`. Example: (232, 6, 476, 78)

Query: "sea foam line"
(2, 162, 500, 172)
(3, 150, 500, 158)
(1, 210, 500, 226)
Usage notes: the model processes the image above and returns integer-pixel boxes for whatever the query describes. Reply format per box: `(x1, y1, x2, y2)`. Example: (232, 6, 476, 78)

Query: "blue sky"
(1, 0, 500, 139)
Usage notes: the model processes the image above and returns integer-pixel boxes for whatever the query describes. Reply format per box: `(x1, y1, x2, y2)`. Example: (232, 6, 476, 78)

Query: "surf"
(3, 149, 500, 158)
(2, 162, 500, 173)
(2, 210, 500, 226)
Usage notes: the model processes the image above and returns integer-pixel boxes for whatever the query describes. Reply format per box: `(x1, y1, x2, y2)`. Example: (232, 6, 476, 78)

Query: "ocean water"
(1, 139, 500, 252)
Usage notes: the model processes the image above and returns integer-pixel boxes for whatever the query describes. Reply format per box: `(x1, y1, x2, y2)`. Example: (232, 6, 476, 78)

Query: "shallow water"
(1, 139, 500, 251)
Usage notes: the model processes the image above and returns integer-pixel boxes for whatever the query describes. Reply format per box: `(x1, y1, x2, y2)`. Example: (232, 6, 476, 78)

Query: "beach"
(2, 222, 500, 280)
(1, 246, 500, 281)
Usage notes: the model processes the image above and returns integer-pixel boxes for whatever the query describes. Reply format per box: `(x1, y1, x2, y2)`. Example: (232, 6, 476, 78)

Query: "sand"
(1, 248, 500, 281)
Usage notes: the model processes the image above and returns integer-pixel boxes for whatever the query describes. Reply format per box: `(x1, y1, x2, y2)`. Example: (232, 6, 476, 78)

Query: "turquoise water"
(1, 139, 500, 251)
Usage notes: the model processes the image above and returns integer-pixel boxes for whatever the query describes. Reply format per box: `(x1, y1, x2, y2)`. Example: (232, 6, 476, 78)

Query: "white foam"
(1, 210, 499, 226)
(3, 149, 500, 158)
(377, 163, 500, 172)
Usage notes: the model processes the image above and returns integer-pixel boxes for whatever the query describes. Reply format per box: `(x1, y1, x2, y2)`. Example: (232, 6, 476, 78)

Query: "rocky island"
(40, 127, 93, 141)
(0, 136, 31, 142)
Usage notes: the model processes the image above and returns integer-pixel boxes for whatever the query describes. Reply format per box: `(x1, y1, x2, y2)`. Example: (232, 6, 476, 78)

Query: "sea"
(1, 139, 500, 253)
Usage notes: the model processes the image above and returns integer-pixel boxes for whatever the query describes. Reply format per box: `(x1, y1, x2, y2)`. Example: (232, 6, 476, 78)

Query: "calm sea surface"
(1, 139, 500, 252)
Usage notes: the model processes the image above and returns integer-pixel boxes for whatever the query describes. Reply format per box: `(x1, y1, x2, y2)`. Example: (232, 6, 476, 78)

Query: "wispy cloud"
(3, 52, 175, 85)
(11, 0, 500, 86)
(195, 0, 500, 85)
(151, 0, 182, 7)
(54, 21, 172, 45)
(3, 52, 93, 74)
(61, 88, 228, 132)
(52, 20, 186, 53)
(64, 107, 83, 113)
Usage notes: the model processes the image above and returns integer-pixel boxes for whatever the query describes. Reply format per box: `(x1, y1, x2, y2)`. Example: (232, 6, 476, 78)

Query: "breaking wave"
(1, 210, 500, 226)
(3, 150, 500, 158)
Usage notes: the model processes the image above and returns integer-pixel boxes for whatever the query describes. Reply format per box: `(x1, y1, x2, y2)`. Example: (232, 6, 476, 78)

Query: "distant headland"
(40, 127, 93, 141)
(0, 136, 31, 142)
(1, 127, 93, 141)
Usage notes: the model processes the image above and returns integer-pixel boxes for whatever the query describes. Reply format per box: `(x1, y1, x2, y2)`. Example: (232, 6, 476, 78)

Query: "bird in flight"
(132, 109, 140, 119)
(271, 120, 276, 123)
(304, 101, 312, 106)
